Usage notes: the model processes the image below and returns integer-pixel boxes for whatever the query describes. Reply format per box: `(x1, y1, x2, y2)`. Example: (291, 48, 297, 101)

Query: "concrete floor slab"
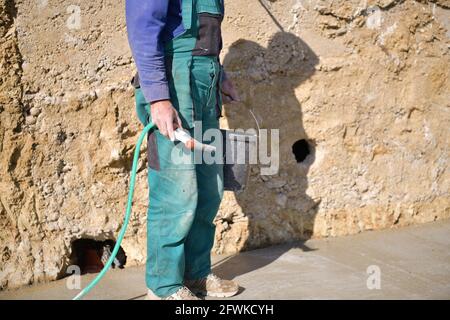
(1, 220, 449, 300)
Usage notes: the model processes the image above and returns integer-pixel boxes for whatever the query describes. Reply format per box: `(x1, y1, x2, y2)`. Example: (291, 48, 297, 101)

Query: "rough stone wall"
(0, 0, 449, 289)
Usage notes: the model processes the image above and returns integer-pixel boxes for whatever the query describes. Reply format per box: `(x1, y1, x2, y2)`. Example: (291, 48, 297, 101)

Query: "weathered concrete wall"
(0, 0, 449, 289)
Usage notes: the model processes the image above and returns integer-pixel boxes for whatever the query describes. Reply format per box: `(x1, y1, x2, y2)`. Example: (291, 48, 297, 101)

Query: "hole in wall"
(292, 139, 311, 163)
(69, 239, 127, 275)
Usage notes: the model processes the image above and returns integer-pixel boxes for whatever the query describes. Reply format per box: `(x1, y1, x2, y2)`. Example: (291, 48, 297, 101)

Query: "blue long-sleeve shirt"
(125, 0, 224, 103)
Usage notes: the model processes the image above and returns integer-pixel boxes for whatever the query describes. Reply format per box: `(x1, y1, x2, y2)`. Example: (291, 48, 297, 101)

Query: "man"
(126, 0, 240, 300)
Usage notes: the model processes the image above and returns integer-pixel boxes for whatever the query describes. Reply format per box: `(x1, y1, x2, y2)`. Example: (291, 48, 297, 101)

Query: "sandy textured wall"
(0, 0, 449, 289)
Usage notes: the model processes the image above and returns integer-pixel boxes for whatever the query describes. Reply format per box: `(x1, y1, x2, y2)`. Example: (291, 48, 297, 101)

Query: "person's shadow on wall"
(212, 31, 320, 290)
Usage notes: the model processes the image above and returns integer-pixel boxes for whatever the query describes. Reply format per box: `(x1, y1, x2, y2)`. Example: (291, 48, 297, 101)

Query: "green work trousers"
(135, 55, 224, 298)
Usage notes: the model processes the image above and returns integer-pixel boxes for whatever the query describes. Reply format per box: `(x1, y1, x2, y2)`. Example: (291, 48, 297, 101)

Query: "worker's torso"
(134, 0, 225, 129)
(163, 0, 225, 128)
(133, 0, 224, 88)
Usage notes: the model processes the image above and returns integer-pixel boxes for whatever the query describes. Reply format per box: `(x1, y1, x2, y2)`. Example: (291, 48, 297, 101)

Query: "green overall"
(134, 0, 224, 298)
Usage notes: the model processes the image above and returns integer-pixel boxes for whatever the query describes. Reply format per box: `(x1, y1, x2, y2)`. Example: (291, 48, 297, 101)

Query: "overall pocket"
(192, 13, 223, 57)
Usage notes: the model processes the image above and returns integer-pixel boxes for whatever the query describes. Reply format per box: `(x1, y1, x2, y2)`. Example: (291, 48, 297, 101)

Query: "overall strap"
(182, 0, 194, 30)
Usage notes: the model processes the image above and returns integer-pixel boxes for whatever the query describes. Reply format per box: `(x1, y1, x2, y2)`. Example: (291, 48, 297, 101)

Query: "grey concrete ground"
(1, 220, 449, 300)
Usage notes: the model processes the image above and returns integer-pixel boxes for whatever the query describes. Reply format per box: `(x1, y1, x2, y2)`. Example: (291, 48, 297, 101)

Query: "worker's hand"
(221, 78, 240, 104)
(151, 100, 182, 141)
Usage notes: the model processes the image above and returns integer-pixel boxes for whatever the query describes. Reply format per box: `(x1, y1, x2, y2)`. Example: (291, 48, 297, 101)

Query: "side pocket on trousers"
(192, 13, 223, 57)
(208, 62, 223, 120)
(147, 129, 160, 171)
(216, 66, 223, 119)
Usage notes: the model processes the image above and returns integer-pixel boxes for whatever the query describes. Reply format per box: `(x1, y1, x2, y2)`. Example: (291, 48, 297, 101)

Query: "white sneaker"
(146, 286, 201, 300)
(185, 273, 239, 298)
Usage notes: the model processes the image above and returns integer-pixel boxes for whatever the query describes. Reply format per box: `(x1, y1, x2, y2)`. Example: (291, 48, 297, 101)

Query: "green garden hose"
(73, 122, 155, 300)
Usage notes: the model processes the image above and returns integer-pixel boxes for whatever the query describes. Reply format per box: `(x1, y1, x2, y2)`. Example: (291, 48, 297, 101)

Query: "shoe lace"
(206, 273, 221, 283)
